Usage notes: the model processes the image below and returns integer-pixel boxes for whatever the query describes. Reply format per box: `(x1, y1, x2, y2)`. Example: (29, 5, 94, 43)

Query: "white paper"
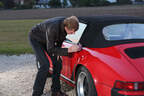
(66, 22, 87, 44)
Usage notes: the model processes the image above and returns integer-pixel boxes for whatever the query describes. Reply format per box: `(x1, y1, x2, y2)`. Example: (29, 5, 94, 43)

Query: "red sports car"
(43, 16, 144, 96)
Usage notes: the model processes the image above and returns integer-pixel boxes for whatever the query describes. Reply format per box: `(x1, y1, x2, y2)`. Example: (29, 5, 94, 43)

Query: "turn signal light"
(114, 80, 144, 91)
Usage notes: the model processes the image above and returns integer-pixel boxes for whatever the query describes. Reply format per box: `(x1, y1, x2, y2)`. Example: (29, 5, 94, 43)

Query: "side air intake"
(124, 46, 144, 59)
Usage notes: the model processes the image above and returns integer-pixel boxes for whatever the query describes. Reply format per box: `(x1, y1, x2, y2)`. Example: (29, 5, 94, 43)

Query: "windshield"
(103, 23, 144, 41)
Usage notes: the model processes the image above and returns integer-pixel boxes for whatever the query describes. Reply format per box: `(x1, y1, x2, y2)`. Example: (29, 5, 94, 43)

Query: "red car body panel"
(46, 16, 144, 96)
(117, 43, 144, 79)
(118, 91, 144, 95)
(56, 42, 144, 96)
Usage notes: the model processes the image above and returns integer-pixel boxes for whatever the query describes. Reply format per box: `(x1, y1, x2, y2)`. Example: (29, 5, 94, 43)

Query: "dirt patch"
(0, 54, 75, 96)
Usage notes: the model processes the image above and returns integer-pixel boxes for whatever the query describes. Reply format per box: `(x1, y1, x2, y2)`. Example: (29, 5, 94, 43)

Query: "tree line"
(0, 0, 34, 9)
(0, 0, 142, 9)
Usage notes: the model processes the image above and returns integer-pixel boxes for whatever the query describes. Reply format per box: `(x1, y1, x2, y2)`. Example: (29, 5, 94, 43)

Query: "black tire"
(76, 66, 97, 96)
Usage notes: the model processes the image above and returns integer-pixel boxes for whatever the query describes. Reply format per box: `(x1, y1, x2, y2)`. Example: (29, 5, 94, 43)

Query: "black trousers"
(29, 37, 62, 96)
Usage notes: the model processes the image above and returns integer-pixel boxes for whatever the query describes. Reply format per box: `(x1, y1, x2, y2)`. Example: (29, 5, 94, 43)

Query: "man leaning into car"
(29, 16, 81, 96)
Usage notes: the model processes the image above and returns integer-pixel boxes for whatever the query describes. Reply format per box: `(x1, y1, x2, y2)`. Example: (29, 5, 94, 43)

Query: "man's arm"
(46, 25, 69, 56)
(46, 24, 81, 56)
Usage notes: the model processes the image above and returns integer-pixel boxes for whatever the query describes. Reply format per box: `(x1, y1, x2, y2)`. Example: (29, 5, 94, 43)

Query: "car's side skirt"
(49, 68, 75, 84)
(60, 74, 75, 84)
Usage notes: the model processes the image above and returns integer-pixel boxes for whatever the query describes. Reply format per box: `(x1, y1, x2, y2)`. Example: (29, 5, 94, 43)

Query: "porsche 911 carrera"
(41, 15, 144, 96)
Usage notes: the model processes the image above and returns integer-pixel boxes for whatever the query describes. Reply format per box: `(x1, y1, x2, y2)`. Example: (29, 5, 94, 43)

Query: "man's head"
(64, 16, 79, 34)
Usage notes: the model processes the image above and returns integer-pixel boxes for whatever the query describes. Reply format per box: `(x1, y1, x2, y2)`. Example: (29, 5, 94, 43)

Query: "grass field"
(0, 19, 44, 55)
(0, 5, 144, 54)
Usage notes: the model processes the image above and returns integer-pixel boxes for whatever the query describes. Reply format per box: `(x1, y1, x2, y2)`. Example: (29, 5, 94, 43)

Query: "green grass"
(0, 19, 44, 55)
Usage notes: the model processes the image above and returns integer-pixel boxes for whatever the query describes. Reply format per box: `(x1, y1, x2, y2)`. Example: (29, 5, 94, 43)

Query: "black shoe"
(32, 90, 43, 96)
(52, 91, 68, 96)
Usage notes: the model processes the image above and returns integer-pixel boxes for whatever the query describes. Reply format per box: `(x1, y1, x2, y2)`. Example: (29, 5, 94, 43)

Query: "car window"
(103, 23, 144, 41)
(66, 22, 87, 44)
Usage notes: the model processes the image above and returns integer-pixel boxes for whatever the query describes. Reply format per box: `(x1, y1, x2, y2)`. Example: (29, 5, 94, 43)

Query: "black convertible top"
(78, 15, 144, 48)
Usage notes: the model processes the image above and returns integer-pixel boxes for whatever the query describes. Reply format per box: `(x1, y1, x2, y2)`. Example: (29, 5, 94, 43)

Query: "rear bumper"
(111, 88, 144, 96)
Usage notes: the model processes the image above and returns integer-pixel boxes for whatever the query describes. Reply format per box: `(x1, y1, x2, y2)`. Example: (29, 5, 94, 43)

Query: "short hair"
(64, 16, 79, 31)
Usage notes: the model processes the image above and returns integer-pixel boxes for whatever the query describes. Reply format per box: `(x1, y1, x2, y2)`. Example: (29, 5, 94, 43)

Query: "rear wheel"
(76, 66, 97, 96)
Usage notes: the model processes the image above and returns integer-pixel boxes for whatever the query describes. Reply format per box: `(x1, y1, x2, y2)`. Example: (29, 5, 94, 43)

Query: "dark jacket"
(29, 17, 68, 56)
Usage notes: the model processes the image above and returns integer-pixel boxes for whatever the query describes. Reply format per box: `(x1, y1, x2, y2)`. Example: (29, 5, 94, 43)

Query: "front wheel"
(76, 66, 97, 96)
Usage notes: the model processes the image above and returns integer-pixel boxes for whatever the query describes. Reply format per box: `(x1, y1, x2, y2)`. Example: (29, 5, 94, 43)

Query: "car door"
(61, 40, 74, 79)
(61, 22, 87, 79)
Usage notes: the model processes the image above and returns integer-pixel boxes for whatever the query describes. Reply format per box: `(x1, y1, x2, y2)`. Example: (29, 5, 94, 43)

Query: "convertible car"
(43, 16, 144, 96)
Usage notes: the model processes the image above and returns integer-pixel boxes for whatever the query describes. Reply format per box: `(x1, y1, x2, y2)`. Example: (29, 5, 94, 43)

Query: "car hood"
(116, 43, 144, 80)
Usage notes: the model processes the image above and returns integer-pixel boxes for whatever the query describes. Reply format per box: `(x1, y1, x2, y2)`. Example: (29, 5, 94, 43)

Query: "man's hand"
(68, 44, 82, 53)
